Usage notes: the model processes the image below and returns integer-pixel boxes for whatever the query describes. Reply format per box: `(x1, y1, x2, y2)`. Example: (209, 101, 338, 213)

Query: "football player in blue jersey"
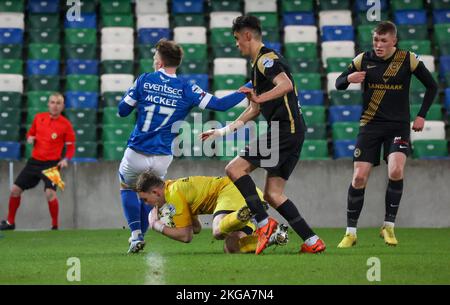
(117, 39, 250, 253)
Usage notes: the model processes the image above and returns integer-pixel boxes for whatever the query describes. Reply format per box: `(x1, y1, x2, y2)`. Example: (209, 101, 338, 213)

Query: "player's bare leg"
(380, 152, 406, 246)
(264, 176, 325, 254)
(338, 161, 372, 248)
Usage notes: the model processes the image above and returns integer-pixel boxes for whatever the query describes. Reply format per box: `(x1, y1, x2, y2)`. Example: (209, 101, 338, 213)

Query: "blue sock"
(140, 199, 152, 235)
(120, 189, 142, 232)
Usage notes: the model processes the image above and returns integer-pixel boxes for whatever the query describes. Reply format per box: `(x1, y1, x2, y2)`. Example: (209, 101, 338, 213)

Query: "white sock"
(257, 218, 268, 228)
(346, 227, 357, 235)
(131, 230, 142, 240)
(305, 235, 319, 246)
(383, 221, 395, 228)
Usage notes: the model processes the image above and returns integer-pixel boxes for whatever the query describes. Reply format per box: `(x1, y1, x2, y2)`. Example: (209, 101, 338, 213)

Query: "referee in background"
(0, 92, 76, 230)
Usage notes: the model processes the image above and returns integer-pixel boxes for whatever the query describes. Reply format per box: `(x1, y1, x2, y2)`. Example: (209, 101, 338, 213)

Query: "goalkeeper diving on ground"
(135, 170, 289, 253)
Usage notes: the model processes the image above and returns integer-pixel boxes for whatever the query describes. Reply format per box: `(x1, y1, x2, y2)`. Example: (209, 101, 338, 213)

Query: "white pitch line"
(145, 252, 165, 285)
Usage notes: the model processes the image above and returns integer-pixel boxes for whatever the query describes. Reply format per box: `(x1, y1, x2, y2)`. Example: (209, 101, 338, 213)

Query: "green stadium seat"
(24, 142, 32, 159)
(65, 29, 97, 45)
(261, 27, 280, 44)
(28, 43, 61, 60)
(102, 106, 135, 125)
(102, 141, 126, 161)
(138, 44, 156, 59)
(28, 14, 60, 29)
(178, 59, 208, 74)
(101, 60, 134, 74)
(65, 0, 97, 13)
(210, 0, 242, 11)
(357, 25, 374, 46)
(391, 0, 423, 11)
(281, 0, 314, 12)
(319, 0, 350, 10)
(410, 104, 442, 121)
(287, 58, 320, 73)
(102, 92, 124, 107)
(305, 123, 327, 140)
(214, 106, 246, 124)
(102, 14, 134, 27)
(27, 91, 52, 109)
(409, 91, 438, 105)
(251, 13, 278, 28)
(65, 44, 97, 60)
(438, 43, 450, 56)
(210, 28, 235, 45)
(27, 75, 60, 91)
(213, 75, 247, 91)
(100, 0, 131, 15)
(412, 140, 448, 159)
(0, 109, 20, 126)
(431, 0, 450, 10)
(74, 141, 98, 160)
(0, 59, 22, 74)
(0, 92, 21, 110)
(301, 105, 326, 125)
(397, 25, 428, 41)
(0, 44, 22, 59)
(65, 108, 97, 125)
(332, 122, 360, 140)
(180, 44, 207, 60)
(284, 43, 317, 60)
(66, 75, 99, 92)
(329, 90, 363, 106)
(26, 107, 43, 125)
(173, 14, 206, 27)
(434, 24, 450, 48)
(73, 124, 97, 142)
(300, 140, 329, 160)
(326, 57, 352, 73)
(184, 108, 212, 123)
(211, 45, 241, 58)
(357, 41, 374, 53)
(102, 124, 133, 142)
(398, 40, 432, 55)
(139, 59, 154, 74)
(0, 0, 24, 12)
(28, 29, 60, 44)
(0, 125, 20, 142)
(293, 73, 321, 91)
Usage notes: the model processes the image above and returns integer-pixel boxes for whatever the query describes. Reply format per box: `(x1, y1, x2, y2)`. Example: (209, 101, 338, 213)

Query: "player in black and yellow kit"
(135, 170, 288, 253)
(201, 15, 325, 255)
(335, 21, 438, 247)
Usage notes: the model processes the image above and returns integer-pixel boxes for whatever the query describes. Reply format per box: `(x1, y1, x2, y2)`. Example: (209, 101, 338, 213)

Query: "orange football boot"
(255, 217, 278, 255)
(300, 238, 326, 254)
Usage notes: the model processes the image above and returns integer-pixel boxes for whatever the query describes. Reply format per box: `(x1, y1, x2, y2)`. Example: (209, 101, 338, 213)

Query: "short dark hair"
(374, 21, 397, 37)
(155, 39, 183, 68)
(136, 170, 165, 193)
(232, 15, 262, 38)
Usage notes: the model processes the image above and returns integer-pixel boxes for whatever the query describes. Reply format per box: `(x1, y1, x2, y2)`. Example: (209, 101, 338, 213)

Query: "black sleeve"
(335, 63, 357, 90)
(413, 62, 438, 118)
(262, 59, 286, 82)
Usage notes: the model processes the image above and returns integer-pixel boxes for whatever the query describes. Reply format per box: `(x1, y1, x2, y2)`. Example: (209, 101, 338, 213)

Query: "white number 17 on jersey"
(142, 105, 175, 132)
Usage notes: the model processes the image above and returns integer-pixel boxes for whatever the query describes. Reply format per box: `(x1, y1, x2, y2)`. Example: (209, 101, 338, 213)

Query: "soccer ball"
(158, 203, 176, 228)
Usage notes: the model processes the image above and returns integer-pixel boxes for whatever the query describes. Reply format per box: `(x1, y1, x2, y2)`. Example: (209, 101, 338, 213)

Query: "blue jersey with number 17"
(121, 70, 211, 155)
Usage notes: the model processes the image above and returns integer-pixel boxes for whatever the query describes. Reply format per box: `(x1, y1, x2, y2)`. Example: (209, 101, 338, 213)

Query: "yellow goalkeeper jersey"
(164, 176, 232, 228)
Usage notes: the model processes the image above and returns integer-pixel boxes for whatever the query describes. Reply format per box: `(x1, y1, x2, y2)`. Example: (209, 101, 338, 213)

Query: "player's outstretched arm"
(198, 82, 253, 111)
(239, 72, 293, 104)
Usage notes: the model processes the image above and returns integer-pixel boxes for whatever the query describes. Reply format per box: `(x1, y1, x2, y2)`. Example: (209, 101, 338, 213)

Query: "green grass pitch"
(0, 228, 449, 285)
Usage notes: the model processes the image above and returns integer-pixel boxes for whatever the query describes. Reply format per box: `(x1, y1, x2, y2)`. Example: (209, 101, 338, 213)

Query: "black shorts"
(14, 158, 60, 191)
(353, 123, 410, 166)
(240, 129, 304, 180)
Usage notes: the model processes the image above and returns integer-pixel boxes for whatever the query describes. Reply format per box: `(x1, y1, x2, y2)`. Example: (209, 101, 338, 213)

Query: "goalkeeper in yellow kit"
(135, 170, 288, 253)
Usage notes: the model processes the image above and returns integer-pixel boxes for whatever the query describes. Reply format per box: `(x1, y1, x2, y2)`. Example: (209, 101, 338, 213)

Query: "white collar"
(158, 68, 177, 78)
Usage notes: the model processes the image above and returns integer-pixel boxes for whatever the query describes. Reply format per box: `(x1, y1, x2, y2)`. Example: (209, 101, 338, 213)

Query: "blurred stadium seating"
(0, 0, 448, 162)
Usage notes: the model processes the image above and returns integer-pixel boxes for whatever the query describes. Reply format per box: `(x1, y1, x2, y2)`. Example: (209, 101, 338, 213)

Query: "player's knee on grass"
(10, 184, 23, 197)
